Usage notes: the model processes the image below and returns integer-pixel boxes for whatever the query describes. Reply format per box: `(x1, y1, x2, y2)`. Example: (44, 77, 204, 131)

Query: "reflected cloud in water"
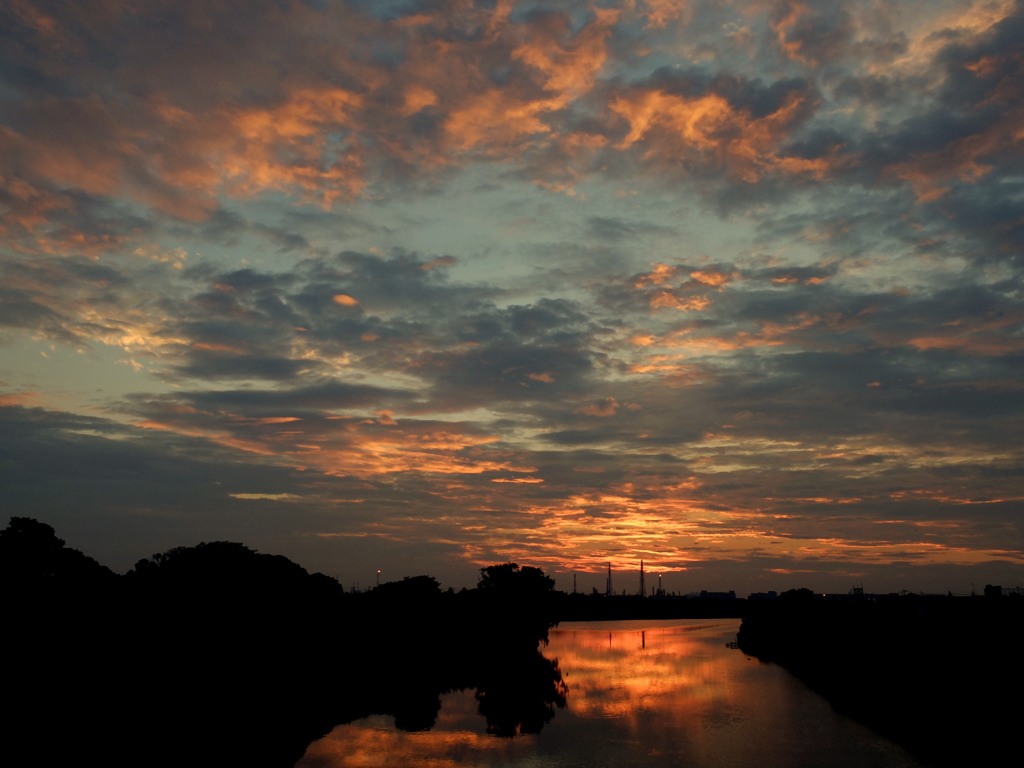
(298, 620, 922, 768)
(549, 620, 739, 721)
(298, 694, 547, 768)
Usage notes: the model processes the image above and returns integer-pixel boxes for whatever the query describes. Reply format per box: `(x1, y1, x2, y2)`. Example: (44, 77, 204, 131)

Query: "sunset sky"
(2, 0, 1023, 594)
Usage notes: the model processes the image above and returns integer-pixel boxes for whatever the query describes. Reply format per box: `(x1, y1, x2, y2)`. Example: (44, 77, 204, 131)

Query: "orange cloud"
(0, 98, 216, 221)
(436, 7, 618, 165)
(510, 7, 619, 102)
(401, 84, 438, 117)
(0, 83, 369, 224)
(634, 263, 679, 288)
(191, 342, 246, 354)
(0, 392, 44, 407)
(630, 334, 659, 347)
(868, 312, 1024, 357)
(874, 5, 1023, 203)
(632, 264, 733, 313)
(135, 420, 278, 456)
(689, 269, 736, 287)
(626, 356, 708, 386)
(454, 477, 728, 574)
(770, 1, 816, 66)
(889, 489, 1024, 506)
(208, 87, 366, 207)
(420, 255, 457, 270)
(879, 0, 1018, 80)
(649, 292, 712, 312)
(887, 125, 1012, 203)
(575, 398, 619, 416)
(135, 412, 537, 480)
(631, 312, 823, 354)
(610, 86, 832, 183)
(229, 493, 302, 501)
(375, 410, 398, 426)
(907, 336, 1024, 356)
(642, 0, 692, 29)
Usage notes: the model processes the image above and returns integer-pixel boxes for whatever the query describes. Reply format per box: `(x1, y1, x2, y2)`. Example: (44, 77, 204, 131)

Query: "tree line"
(0, 517, 565, 767)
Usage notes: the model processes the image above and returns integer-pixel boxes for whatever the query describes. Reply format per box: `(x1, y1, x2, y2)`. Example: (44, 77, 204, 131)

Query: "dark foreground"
(6, 516, 1019, 768)
(737, 593, 1023, 768)
(2, 518, 565, 768)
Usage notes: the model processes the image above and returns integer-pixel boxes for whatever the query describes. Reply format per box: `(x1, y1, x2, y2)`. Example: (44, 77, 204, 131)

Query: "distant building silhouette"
(700, 590, 736, 600)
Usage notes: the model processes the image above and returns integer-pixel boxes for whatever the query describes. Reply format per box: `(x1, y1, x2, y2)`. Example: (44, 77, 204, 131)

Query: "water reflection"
(551, 620, 741, 723)
(474, 646, 567, 737)
(297, 620, 923, 768)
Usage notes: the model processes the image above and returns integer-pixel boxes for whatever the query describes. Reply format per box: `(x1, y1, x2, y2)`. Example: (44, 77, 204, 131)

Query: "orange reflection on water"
(298, 621, 745, 768)
(548, 621, 739, 721)
(297, 622, 743, 767)
(298, 691, 542, 768)
(297, 619, 925, 768)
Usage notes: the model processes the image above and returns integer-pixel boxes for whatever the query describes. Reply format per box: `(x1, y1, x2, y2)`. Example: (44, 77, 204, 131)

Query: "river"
(296, 619, 925, 768)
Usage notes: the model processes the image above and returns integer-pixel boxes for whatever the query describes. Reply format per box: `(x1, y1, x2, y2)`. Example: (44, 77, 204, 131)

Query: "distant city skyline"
(1, 0, 1022, 594)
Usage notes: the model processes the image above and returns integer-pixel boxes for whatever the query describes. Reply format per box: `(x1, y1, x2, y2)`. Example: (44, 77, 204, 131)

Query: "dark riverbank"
(737, 593, 1023, 767)
(1, 520, 565, 767)
(8, 516, 1016, 768)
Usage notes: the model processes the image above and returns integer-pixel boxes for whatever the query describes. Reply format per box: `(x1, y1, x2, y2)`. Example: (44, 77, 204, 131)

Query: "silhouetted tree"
(0, 516, 114, 587)
(126, 540, 344, 607)
(373, 575, 441, 600)
(778, 587, 816, 601)
(0, 521, 576, 767)
(478, 562, 555, 595)
(471, 563, 558, 649)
